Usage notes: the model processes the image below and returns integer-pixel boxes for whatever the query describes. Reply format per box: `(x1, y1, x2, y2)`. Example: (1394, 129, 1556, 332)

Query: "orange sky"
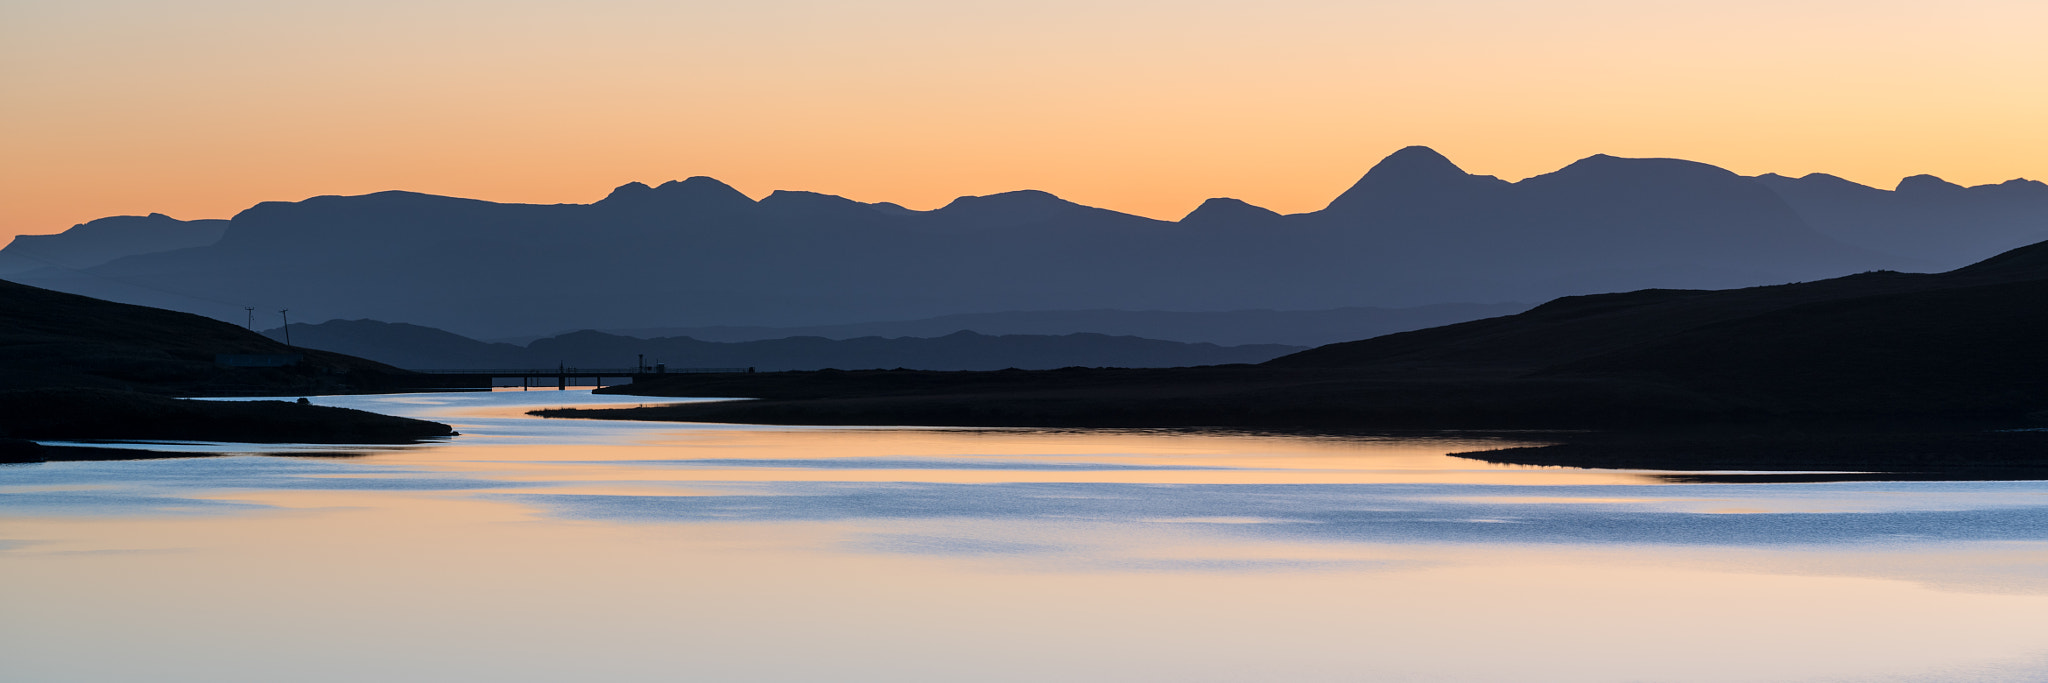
(3, 0, 2044, 241)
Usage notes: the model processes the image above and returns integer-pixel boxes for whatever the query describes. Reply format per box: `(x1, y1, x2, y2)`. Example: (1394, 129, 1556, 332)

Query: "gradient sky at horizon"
(3, 0, 2044, 240)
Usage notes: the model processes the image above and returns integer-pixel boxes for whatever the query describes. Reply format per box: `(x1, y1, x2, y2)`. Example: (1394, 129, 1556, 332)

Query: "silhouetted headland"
(0, 389, 455, 463)
(1448, 427, 2048, 482)
(0, 279, 457, 457)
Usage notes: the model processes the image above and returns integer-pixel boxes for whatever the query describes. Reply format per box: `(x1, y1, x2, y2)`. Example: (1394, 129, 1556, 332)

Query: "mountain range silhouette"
(5, 146, 2044, 341)
(256, 320, 1305, 372)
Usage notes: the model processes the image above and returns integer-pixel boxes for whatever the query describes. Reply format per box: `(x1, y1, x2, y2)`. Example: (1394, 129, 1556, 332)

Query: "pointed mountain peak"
(655, 176, 754, 201)
(599, 176, 755, 210)
(1365, 146, 1468, 181)
(1325, 146, 1495, 214)
(1180, 197, 1282, 226)
(600, 181, 654, 203)
(660, 176, 730, 190)
(1897, 174, 1963, 194)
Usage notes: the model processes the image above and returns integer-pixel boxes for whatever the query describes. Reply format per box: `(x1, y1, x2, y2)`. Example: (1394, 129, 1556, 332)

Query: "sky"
(2, 0, 2044, 241)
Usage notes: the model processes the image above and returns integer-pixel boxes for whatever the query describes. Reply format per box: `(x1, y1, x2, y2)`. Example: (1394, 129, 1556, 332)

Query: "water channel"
(5, 390, 2047, 681)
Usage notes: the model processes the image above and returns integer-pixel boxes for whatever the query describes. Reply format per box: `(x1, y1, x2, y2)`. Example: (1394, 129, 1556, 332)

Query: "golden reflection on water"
(384, 426, 1652, 487)
(383, 392, 1643, 486)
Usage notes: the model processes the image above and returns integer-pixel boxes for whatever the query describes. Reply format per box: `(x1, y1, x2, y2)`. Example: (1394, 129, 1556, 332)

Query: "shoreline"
(0, 389, 456, 463)
(530, 369, 2048, 480)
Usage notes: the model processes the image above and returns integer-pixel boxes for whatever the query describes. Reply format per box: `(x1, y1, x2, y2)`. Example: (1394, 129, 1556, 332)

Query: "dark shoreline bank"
(536, 368, 2048, 481)
(0, 389, 456, 463)
(0, 441, 345, 465)
(1449, 428, 2048, 482)
(558, 366, 1773, 430)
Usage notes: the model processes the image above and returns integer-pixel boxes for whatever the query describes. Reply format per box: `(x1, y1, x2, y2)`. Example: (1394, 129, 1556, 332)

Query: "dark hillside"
(0, 389, 453, 447)
(1268, 239, 2048, 375)
(0, 279, 457, 451)
(579, 238, 2048, 435)
(1553, 278, 2048, 416)
(0, 278, 433, 395)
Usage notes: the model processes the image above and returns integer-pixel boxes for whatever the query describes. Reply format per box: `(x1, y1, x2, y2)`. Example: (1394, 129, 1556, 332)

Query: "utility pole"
(244, 307, 255, 331)
(279, 309, 292, 347)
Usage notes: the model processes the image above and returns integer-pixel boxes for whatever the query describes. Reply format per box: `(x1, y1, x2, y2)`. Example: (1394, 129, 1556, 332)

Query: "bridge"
(407, 366, 752, 390)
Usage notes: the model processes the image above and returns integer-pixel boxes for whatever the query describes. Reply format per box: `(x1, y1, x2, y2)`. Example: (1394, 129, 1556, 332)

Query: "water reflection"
(4, 390, 2048, 682)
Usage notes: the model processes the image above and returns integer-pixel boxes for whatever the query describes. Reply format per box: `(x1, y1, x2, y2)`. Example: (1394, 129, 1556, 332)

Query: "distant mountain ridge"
(8, 146, 2044, 340)
(0, 213, 226, 276)
(587, 235, 2048, 432)
(260, 319, 1305, 371)
(0, 278, 420, 395)
(584, 304, 1532, 347)
(1755, 172, 2048, 268)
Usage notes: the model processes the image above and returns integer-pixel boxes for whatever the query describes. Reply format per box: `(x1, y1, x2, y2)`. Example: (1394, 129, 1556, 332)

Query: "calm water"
(5, 390, 2048, 682)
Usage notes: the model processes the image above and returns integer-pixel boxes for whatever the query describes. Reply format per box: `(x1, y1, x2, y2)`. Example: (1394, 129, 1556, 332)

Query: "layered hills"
(561, 236, 2048, 435)
(0, 213, 226, 276)
(590, 303, 1531, 347)
(8, 147, 2044, 341)
(1757, 172, 2048, 269)
(0, 278, 428, 396)
(0, 278, 456, 451)
(257, 319, 1304, 372)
